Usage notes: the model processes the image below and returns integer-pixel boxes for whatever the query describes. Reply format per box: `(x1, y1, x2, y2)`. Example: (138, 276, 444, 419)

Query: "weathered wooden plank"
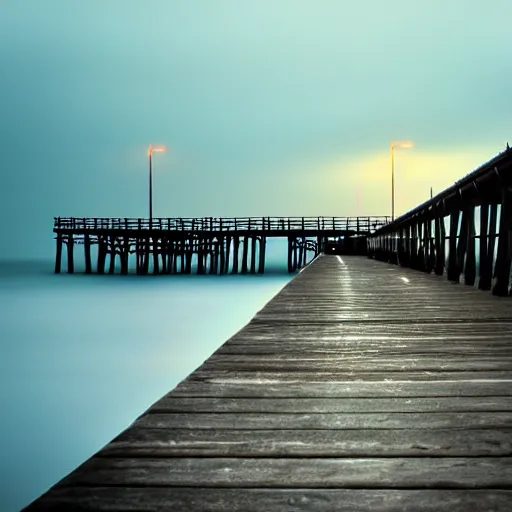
(149, 396, 512, 414)
(101, 427, 512, 457)
(173, 379, 512, 398)
(56, 457, 512, 488)
(23, 487, 512, 512)
(200, 358, 512, 372)
(133, 411, 512, 430)
(190, 370, 512, 381)
(230, 321, 512, 339)
(252, 312, 512, 323)
(217, 344, 512, 355)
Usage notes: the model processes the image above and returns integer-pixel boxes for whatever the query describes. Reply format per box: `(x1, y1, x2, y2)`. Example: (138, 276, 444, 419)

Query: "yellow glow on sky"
(294, 146, 503, 217)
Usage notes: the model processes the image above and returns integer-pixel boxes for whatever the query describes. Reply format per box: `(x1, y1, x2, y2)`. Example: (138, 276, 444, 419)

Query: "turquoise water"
(0, 239, 295, 511)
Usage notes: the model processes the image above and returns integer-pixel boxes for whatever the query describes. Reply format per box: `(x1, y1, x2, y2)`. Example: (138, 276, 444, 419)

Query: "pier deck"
(25, 255, 512, 511)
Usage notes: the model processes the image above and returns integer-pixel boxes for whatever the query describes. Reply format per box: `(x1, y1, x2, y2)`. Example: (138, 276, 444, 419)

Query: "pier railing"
(367, 145, 512, 296)
(54, 216, 390, 233)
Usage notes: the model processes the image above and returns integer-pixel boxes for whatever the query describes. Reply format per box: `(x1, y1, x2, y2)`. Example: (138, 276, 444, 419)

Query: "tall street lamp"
(148, 144, 167, 228)
(390, 141, 413, 221)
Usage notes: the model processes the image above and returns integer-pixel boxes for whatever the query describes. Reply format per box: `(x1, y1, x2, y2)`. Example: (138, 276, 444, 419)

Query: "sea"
(0, 238, 294, 511)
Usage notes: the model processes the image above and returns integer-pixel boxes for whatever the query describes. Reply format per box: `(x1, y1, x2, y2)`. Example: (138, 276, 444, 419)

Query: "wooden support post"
(302, 237, 307, 266)
(204, 240, 209, 274)
(185, 239, 192, 274)
(141, 234, 150, 274)
(168, 239, 175, 274)
(152, 237, 160, 275)
(424, 219, 433, 272)
(410, 223, 418, 269)
(225, 237, 231, 274)
(197, 239, 205, 274)
(492, 189, 512, 296)
(406, 225, 412, 267)
(179, 239, 185, 274)
(297, 239, 304, 269)
(173, 240, 179, 273)
(292, 238, 298, 271)
(232, 237, 239, 274)
(434, 215, 445, 275)
(418, 224, 424, 270)
(400, 228, 406, 266)
(447, 210, 460, 282)
(174, 240, 180, 273)
(109, 237, 116, 274)
(489, 202, 499, 276)
(160, 238, 167, 274)
(478, 204, 490, 290)
(121, 236, 129, 275)
(55, 232, 63, 274)
(84, 233, 92, 274)
(66, 234, 74, 274)
(219, 237, 225, 275)
(250, 236, 257, 274)
(135, 238, 140, 274)
(210, 240, 218, 275)
(416, 224, 424, 271)
(455, 209, 469, 283)
(258, 236, 266, 273)
(395, 229, 402, 265)
(464, 207, 476, 286)
(241, 236, 249, 274)
(287, 237, 293, 272)
(97, 236, 107, 274)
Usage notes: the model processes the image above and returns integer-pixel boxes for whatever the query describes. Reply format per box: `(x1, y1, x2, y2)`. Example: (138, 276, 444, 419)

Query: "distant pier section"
(53, 216, 389, 275)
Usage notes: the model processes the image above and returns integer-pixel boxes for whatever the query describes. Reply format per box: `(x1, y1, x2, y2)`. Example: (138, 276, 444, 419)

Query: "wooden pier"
(24, 254, 512, 511)
(53, 216, 389, 275)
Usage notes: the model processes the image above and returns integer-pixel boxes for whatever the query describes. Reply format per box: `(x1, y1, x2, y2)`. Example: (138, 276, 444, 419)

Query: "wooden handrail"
(54, 216, 391, 232)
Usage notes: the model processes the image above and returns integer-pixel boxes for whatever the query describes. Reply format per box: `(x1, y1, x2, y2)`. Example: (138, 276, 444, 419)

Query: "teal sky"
(1, 0, 511, 258)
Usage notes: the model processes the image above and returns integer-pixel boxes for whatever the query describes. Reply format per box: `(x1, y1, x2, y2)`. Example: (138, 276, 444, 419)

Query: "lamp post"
(390, 141, 413, 221)
(148, 144, 167, 229)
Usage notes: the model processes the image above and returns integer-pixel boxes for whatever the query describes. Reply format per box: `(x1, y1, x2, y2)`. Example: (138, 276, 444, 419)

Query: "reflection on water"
(0, 242, 293, 511)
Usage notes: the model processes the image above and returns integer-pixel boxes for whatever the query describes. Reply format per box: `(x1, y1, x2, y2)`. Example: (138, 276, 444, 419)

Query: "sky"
(1, 0, 511, 259)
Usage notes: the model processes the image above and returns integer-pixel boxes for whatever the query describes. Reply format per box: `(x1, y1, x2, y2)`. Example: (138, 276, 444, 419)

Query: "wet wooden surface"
(24, 255, 512, 511)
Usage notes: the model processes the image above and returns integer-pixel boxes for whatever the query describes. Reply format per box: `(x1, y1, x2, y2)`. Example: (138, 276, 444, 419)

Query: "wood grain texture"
(23, 488, 512, 512)
(100, 427, 512, 457)
(23, 255, 512, 511)
(149, 396, 512, 413)
(133, 411, 512, 430)
(56, 457, 512, 488)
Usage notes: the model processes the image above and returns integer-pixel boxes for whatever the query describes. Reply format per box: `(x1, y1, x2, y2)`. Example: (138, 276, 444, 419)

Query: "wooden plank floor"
(25, 255, 512, 511)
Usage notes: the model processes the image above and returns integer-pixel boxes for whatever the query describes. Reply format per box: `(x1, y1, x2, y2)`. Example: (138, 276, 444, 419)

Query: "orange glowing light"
(391, 141, 413, 149)
(148, 145, 167, 156)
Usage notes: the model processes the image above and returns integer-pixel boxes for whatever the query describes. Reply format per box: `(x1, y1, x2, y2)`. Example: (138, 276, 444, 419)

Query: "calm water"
(0, 239, 294, 511)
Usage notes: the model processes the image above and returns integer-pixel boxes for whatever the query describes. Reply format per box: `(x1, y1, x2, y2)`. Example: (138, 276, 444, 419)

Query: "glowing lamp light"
(391, 141, 414, 149)
(148, 144, 167, 156)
